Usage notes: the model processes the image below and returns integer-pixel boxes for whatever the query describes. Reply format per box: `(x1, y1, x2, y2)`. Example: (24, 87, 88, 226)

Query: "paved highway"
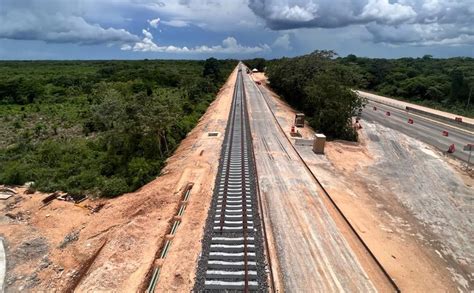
(360, 100, 474, 163)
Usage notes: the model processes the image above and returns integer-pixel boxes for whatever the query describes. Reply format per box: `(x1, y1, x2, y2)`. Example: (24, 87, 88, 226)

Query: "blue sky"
(0, 0, 473, 60)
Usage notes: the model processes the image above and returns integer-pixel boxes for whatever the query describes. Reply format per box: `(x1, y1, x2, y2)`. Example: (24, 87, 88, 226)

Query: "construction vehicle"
(295, 113, 305, 127)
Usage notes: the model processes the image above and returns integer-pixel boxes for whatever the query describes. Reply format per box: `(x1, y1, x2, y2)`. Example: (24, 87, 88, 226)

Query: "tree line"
(339, 54, 474, 117)
(250, 52, 473, 143)
(262, 51, 364, 141)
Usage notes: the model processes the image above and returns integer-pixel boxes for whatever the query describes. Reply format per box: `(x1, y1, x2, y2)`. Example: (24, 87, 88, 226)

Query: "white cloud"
(360, 0, 416, 25)
(122, 30, 270, 54)
(272, 33, 292, 50)
(278, 4, 318, 22)
(248, 0, 474, 46)
(161, 20, 190, 27)
(142, 29, 153, 40)
(0, 0, 140, 45)
(1, 0, 472, 56)
(248, 0, 417, 28)
(121, 44, 132, 50)
(367, 22, 474, 46)
(140, 0, 263, 31)
(148, 18, 160, 28)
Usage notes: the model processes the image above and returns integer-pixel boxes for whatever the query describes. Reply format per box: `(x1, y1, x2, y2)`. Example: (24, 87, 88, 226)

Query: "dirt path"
(0, 67, 238, 292)
(154, 67, 238, 292)
(244, 72, 394, 292)
(252, 72, 473, 292)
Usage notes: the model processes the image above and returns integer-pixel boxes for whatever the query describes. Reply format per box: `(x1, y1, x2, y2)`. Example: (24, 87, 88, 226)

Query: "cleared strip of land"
(252, 72, 473, 291)
(243, 71, 395, 292)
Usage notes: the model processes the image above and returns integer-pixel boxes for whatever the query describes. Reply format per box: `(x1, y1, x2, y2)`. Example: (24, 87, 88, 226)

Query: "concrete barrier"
(294, 138, 314, 146)
(357, 90, 474, 131)
(360, 93, 406, 111)
(405, 107, 474, 131)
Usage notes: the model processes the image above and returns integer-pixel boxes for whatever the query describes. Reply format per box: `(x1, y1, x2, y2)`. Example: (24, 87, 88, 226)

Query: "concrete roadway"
(360, 100, 474, 163)
(242, 69, 380, 292)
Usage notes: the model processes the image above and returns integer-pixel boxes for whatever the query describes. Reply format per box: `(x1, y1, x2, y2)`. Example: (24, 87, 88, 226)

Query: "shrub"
(0, 59, 237, 197)
(127, 157, 157, 190)
(101, 177, 130, 197)
(0, 161, 27, 185)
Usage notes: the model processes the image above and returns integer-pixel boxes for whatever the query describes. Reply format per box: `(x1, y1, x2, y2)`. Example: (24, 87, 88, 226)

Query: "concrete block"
(313, 134, 326, 154)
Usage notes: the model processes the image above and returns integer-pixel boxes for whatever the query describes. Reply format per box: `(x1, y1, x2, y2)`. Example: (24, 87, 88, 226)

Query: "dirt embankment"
(252, 72, 473, 292)
(0, 67, 238, 292)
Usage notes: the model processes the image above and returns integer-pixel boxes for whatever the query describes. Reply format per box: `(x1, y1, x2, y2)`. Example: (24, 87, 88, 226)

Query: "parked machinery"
(295, 113, 305, 127)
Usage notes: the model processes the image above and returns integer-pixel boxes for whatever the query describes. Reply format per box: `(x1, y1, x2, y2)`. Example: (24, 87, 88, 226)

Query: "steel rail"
(196, 65, 266, 291)
(240, 73, 250, 292)
(241, 74, 278, 293)
(219, 73, 238, 234)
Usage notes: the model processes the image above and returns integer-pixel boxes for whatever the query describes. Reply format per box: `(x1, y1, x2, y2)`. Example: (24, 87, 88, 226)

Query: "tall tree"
(450, 68, 469, 102)
(203, 57, 221, 81)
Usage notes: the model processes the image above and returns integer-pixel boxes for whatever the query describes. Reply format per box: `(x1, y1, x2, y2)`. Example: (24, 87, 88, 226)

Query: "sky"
(0, 0, 473, 60)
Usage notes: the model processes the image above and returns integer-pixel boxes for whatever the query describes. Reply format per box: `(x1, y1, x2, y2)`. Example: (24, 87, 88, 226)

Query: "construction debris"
(0, 193, 13, 200)
(57, 193, 87, 204)
(24, 182, 36, 194)
(0, 187, 16, 200)
(59, 230, 80, 249)
(41, 192, 59, 205)
(85, 203, 105, 214)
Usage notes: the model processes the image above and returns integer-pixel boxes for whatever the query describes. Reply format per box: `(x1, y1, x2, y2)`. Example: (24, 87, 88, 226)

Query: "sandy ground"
(0, 67, 237, 292)
(253, 72, 474, 292)
(244, 72, 394, 292)
(154, 67, 237, 292)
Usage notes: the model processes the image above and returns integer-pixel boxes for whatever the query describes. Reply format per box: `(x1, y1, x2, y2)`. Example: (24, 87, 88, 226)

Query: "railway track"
(194, 65, 267, 292)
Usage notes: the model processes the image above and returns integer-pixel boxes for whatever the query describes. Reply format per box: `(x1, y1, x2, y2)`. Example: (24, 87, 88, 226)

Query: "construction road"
(241, 69, 396, 292)
(360, 98, 473, 163)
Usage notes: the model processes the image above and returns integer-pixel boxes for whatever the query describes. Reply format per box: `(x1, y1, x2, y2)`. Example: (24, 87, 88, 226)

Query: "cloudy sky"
(0, 0, 473, 59)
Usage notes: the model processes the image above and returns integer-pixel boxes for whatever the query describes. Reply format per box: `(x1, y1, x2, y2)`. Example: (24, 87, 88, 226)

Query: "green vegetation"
(265, 51, 363, 141)
(339, 54, 474, 117)
(2, 53, 471, 195)
(0, 59, 236, 196)
(245, 58, 266, 72)
(263, 52, 473, 142)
